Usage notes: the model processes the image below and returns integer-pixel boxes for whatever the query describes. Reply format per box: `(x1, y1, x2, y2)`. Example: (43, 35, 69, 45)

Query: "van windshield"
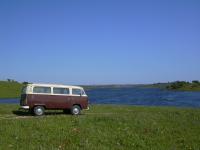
(21, 86, 27, 94)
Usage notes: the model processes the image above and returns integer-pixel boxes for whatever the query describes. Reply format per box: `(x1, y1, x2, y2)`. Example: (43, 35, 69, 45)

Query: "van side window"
(72, 89, 82, 95)
(53, 88, 69, 94)
(33, 87, 51, 94)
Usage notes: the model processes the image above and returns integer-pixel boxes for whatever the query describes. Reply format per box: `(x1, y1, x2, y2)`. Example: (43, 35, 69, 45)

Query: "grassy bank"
(166, 81, 200, 91)
(146, 81, 200, 92)
(0, 81, 23, 98)
(0, 104, 200, 149)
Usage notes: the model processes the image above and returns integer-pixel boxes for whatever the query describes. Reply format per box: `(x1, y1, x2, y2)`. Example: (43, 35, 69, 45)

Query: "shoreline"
(1, 99, 200, 109)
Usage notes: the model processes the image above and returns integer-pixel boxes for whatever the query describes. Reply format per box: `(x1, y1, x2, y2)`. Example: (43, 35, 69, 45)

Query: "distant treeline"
(166, 80, 200, 91)
(146, 80, 200, 91)
(6, 79, 29, 85)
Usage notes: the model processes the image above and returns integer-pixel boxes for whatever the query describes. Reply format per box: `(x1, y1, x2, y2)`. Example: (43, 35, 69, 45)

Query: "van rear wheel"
(71, 105, 81, 115)
(34, 106, 45, 116)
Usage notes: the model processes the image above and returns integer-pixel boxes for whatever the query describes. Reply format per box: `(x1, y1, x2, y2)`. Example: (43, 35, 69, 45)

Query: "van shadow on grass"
(12, 110, 72, 116)
(12, 110, 32, 116)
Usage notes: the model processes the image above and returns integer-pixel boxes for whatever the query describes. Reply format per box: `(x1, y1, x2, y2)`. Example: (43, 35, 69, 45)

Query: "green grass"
(176, 86, 200, 91)
(0, 81, 23, 98)
(0, 104, 200, 149)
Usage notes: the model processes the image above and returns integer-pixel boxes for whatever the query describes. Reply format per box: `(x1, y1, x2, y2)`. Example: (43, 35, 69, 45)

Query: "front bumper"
(20, 106, 30, 109)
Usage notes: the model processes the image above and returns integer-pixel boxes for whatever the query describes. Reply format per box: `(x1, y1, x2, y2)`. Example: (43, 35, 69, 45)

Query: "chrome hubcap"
(36, 108, 43, 115)
(73, 108, 79, 115)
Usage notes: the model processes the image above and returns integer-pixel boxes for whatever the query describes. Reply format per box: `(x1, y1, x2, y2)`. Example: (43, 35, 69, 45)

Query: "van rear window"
(72, 89, 82, 95)
(33, 87, 51, 94)
(53, 88, 69, 94)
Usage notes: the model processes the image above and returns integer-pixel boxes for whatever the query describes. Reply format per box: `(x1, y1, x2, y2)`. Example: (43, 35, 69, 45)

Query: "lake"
(1, 87, 200, 107)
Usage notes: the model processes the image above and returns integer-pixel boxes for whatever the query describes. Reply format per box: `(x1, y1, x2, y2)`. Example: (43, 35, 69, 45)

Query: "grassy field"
(0, 81, 23, 98)
(0, 104, 200, 149)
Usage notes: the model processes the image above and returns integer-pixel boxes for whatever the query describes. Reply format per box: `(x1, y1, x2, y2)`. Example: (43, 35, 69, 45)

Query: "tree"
(192, 80, 199, 84)
(22, 82, 29, 85)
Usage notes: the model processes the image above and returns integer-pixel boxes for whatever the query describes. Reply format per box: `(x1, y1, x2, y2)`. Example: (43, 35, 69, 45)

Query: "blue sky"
(0, 0, 200, 84)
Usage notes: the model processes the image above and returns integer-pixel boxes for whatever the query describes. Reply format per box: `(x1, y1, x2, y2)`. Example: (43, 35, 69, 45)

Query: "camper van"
(20, 83, 89, 116)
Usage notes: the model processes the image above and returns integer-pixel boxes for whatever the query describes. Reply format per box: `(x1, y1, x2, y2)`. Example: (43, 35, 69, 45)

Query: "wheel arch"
(72, 104, 82, 110)
(33, 104, 46, 109)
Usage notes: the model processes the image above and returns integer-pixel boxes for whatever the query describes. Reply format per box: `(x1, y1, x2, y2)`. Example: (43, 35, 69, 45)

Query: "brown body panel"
(21, 94, 88, 110)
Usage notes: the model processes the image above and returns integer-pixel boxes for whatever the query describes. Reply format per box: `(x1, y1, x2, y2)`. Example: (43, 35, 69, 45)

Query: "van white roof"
(27, 83, 83, 89)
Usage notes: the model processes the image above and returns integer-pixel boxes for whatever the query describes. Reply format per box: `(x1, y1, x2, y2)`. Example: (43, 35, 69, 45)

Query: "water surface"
(1, 87, 200, 107)
(86, 87, 200, 107)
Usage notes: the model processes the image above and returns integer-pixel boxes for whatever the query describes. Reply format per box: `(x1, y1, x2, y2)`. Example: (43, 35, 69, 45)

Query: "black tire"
(34, 106, 45, 116)
(63, 109, 70, 114)
(29, 108, 34, 115)
(71, 105, 81, 115)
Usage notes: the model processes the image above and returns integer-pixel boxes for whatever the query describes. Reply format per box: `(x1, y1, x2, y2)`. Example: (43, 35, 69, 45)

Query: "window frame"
(53, 87, 70, 95)
(72, 88, 84, 96)
(32, 86, 52, 94)
(21, 86, 27, 94)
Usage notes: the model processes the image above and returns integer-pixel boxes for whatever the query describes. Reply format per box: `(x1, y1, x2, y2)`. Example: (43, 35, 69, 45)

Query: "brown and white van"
(20, 83, 89, 116)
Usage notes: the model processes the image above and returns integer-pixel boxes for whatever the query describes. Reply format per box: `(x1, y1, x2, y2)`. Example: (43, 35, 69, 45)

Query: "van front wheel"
(34, 106, 45, 116)
(71, 105, 81, 115)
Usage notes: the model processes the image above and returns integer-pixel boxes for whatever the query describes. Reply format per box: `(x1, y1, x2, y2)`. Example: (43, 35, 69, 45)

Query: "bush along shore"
(166, 80, 200, 91)
(0, 104, 200, 149)
(147, 80, 200, 92)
